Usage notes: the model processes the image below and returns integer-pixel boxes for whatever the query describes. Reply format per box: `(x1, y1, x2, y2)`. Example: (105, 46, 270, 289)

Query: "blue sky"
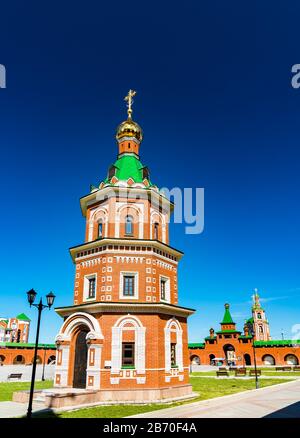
(0, 1, 299, 343)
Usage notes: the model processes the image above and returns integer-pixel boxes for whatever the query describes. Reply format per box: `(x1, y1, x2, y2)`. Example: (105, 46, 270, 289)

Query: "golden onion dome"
(116, 90, 143, 142)
(116, 117, 143, 142)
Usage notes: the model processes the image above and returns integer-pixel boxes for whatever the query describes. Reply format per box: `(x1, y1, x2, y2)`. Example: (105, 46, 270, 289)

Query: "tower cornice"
(69, 237, 184, 263)
(80, 186, 174, 217)
(55, 301, 195, 319)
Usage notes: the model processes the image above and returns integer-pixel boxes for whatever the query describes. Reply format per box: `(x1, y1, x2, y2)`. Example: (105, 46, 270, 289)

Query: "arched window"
(262, 354, 275, 365)
(284, 354, 299, 365)
(98, 220, 103, 238)
(190, 355, 200, 365)
(13, 355, 25, 365)
(209, 354, 216, 365)
(125, 215, 133, 235)
(154, 222, 159, 240)
(111, 316, 145, 374)
(164, 319, 183, 372)
(244, 353, 251, 366)
(47, 355, 56, 365)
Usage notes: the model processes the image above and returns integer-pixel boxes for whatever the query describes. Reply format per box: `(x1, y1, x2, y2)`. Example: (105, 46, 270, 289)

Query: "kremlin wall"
(188, 295, 300, 367)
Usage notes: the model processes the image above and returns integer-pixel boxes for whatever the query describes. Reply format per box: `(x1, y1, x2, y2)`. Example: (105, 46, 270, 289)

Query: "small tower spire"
(124, 89, 136, 120)
(116, 89, 143, 157)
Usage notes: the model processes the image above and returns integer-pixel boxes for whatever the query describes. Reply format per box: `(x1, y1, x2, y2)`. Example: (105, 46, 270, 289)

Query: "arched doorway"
(209, 354, 215, 365)
(284, 354, 299, 365)
(31, 356, 42, 365)
(73, 328, 88, 388)
(13, 355, 25, 365)
(190, 355, 200, 365)
(223, 344, 236, 366)
(244, 353, 251, 366)
(47, 355, 56, 365)
(0, 355, 5, 364)
(262, 354, 275, 365)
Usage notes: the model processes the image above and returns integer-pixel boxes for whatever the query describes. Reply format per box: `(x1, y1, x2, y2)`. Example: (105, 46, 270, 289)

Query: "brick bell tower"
(251, 289, 271, 341)
(54, 91, 195, 403)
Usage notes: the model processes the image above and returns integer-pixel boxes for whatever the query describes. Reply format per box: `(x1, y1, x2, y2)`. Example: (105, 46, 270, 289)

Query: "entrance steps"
(32, 392, 47, 405)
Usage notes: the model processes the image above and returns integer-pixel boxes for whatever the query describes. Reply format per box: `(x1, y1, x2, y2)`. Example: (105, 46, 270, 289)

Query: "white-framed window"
(154, 222, 159, 240)
(160, 275, 170, 302)
(83, 273, 97, 301)
(111, 316, 145, 374)
(125, 215, 134, 235)
(164, 319, 183, 372)
(119, 272, 139, 299)
(98, 220, 103, 238)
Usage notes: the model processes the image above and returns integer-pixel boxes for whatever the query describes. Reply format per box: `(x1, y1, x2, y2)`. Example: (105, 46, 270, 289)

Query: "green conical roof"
(221, 303, 234, 324)
(102, 154, 155, 187)
(16, 313, 31, 322)
(113, 155, 145, 183)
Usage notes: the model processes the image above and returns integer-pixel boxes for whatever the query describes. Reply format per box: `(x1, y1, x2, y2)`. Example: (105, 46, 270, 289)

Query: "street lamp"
(26, 289, 55, 419)
(41, 345, 47, 381)
(246, 320, 259, 389)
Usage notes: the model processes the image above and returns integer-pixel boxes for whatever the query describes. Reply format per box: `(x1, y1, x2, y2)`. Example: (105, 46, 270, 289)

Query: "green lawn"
(32, 377, 290, 418)
(0, 380, 53, 402)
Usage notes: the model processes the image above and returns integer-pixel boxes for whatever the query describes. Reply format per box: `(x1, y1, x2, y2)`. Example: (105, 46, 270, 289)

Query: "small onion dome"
(116, 118, 143, 142)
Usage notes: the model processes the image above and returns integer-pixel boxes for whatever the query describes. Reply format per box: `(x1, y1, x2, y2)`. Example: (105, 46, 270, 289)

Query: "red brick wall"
(73, 253, 178, 305)
(0, 347, 56, 365)
(189, 342, 300, 366)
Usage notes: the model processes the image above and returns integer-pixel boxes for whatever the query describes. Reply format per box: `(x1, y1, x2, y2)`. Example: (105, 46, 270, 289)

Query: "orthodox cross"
(124, 89, 136, 118)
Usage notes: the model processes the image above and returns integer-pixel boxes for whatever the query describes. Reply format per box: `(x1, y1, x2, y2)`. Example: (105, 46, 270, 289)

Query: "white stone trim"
(164, 318, 183, 372)
(114, 255, 145, 264)
(56, 312, 104, 342)
(86, 344, 102, 390)
(119, 271, 139, 300)
(88, 205, 108, 241)
(159, 275, 171, 303)
(115, 202, 145, 239)
(54, 345, 70, 387)
(150, 209, 167, 243)
(78, 250, 178, 267)
(110, 316, 145, 375)
(83, 273, 97, 302)
(111, 326, 122, 373)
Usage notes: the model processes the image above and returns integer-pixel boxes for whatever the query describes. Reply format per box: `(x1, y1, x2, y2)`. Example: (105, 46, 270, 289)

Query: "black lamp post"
(247, 321, 259, 389)
(26, 289, 55, 419)
(41, 345, 47, 381)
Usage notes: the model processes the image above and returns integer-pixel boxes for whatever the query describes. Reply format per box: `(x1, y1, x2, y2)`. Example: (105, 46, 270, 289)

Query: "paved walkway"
(129, 380, 300, 418)
(0, 402, 44, 418)
(2, 379, 300, 418)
